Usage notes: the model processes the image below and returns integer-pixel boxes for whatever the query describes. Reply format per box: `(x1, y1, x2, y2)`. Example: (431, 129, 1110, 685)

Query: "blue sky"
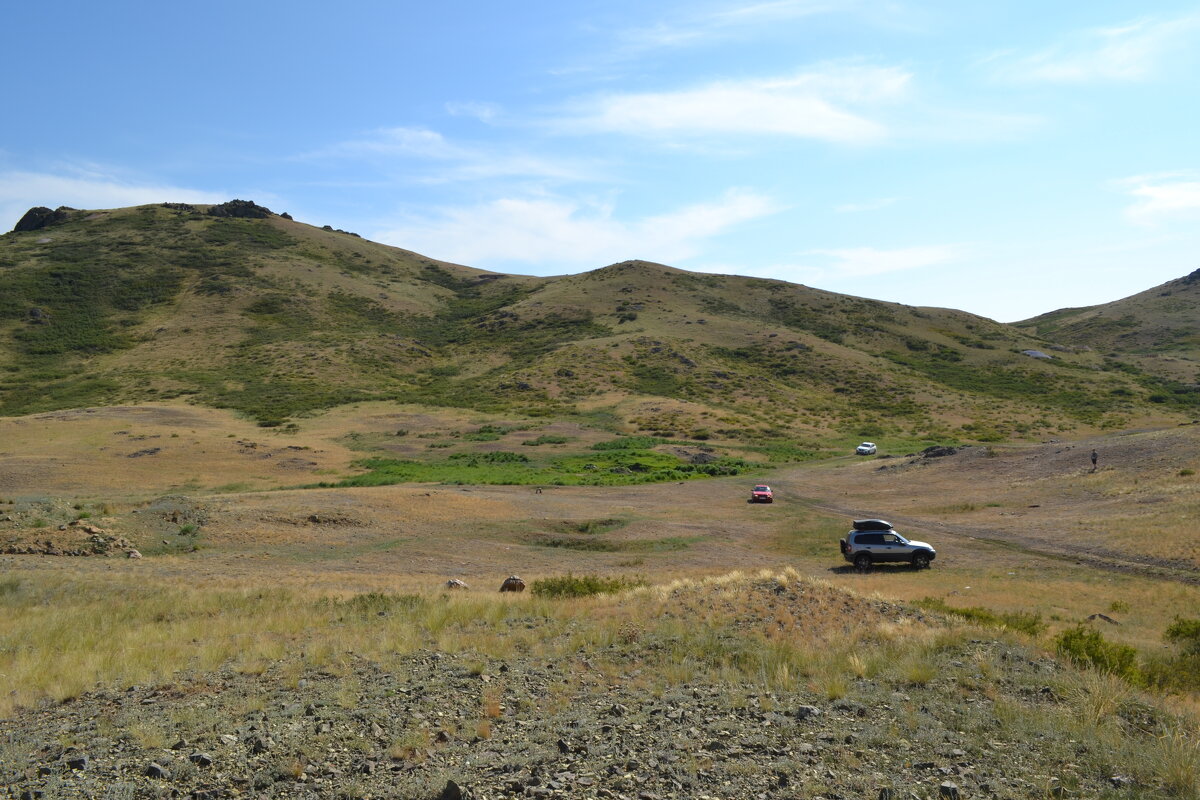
(3, 1, 1199, 321)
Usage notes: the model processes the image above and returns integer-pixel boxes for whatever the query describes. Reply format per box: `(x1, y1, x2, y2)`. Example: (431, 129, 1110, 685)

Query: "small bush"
(522, 435, 570, 446)
(1055, 624, 1141, 682)
(1164, 617, 1200, 655)
(916, 597, 1045, 636)
(530, 573, 644, 598)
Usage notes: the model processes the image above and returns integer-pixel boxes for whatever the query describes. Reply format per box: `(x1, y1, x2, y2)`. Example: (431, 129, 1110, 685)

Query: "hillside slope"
(1016, 269, 1200, 387)
(1, 202, 1194, 448)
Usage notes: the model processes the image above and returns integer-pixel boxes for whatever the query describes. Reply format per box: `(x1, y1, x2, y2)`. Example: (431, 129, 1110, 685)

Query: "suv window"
(855, 533, 884, 545)
(881, 533, 901, 544)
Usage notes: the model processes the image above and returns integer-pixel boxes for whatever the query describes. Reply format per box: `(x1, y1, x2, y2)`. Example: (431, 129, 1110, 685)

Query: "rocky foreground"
(0, 579, 1166, 799)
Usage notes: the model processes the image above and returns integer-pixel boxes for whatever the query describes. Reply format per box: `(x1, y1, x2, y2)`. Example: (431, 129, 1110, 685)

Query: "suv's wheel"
(911, 552, 930, 569)
(854, 553, 872, 571)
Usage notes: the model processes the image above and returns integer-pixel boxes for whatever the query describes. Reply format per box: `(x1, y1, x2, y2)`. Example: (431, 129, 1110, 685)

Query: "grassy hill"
(2, 201, 1195, 454)
(1016, 269, 1200, 388)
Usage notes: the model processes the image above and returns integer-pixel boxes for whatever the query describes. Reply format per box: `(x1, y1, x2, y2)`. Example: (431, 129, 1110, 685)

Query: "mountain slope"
(1, 202, 1194, 447)
(1015, 270, 1200, 388)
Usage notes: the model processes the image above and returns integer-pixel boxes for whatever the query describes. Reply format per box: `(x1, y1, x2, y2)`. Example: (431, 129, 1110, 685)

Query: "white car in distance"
(855, 442, 877, 455)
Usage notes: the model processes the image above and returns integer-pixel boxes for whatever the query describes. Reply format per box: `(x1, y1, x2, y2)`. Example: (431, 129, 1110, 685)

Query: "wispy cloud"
(608, 1, 914, 61)
(372, 189, 779, 271)
(556, 65, 910, 143)
(0, 167, 223, 232)
(987, 14, 1200, 83)
(303, 126, 600, 184)
(835, 197, 897, 213)
(617, 0, 841, 53)
(804, 244, 963, 277)
(445, 101, 504, 123)
(1117, 171, 1200, 223)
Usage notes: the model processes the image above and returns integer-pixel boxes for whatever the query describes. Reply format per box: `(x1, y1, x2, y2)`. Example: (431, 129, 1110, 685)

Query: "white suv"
(855, 442, 877, 455)
(840, 520, 935, 570)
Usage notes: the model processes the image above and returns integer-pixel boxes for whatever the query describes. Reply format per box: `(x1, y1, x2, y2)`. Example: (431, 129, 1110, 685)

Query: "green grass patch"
(523, 434, 571, 446)
(529, 534, 696, 553)
(916, 597, 1045, 636)
(559, 518, 627, 535)
(530, 573, 645, 598)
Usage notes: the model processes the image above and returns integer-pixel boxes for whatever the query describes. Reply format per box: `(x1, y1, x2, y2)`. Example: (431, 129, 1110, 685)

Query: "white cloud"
(0, 168, 223, 232)
(445, 101, 503, 123)
(1118, 172, 1200, 223)
(990, 15, 1200, 83)
(805, 244, 963, 277)
(835, 197, 897, 213)
(373, 189, 779, 271)
(558, 65, 909, 143)
(305, 126, 599, 184)
(611, 1, 914, 59)
(308, 127, 468, 160)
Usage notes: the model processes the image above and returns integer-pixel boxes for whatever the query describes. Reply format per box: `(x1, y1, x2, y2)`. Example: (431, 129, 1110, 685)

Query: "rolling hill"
(2, 201, 1196, 453)
(1016, 269, 1200, 386)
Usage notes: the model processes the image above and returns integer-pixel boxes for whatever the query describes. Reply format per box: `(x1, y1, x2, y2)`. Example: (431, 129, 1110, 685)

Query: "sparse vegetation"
(529, 573, 645, 598)
(916, 597, 1046, 635)
(1055, 624, 1142, 682)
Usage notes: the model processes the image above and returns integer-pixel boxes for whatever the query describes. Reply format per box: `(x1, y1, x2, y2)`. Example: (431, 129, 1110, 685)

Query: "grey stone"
(794, 705, 822, 720)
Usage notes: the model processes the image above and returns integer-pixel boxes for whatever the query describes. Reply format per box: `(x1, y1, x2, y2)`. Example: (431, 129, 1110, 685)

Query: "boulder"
(206, 199, 273, 219)
(445, 579, 470, 590)
(13, 206, 69, 232)
(499, 576, 526, 592)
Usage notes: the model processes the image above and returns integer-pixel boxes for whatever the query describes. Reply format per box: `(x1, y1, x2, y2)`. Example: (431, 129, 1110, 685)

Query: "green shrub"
(1054, 624, 1141, 682)
(1164, 617, 1200, 655)
(523, 435, 570, 446)
(916, 597, 1045, 635)
(530, 573, 645, 598)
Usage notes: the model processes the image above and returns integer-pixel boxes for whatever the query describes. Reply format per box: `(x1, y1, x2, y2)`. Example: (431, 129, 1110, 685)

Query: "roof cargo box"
(852, 519, 893, 531)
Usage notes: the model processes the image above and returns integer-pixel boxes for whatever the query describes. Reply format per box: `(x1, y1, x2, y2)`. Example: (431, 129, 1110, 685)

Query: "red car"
(750, 485, 773, 503)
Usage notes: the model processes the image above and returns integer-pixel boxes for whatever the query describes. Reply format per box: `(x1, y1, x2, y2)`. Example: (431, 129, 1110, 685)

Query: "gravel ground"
(0, 580, 1158, 800)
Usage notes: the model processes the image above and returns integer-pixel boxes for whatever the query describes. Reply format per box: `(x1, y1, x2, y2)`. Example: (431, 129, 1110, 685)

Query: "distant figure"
(499, 575, 526, 593)
(534, 486, 543, 494)
(1091, 449, 1098, 472)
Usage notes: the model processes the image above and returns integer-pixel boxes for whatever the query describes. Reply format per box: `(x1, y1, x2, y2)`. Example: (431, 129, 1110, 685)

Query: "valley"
(1, 204, 1199, 799)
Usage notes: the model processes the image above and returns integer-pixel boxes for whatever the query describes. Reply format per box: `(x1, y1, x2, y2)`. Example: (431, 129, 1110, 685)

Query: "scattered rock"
(499, 575, 526, 592)
(939, 781, 960, 800)
(145, 762, 171, 779)
(444, 579, 470, 590)
(794, 705, 822, 720)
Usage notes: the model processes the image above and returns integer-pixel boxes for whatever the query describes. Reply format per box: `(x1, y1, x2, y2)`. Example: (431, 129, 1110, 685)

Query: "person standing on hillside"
(1090, 449, 1098, 472)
